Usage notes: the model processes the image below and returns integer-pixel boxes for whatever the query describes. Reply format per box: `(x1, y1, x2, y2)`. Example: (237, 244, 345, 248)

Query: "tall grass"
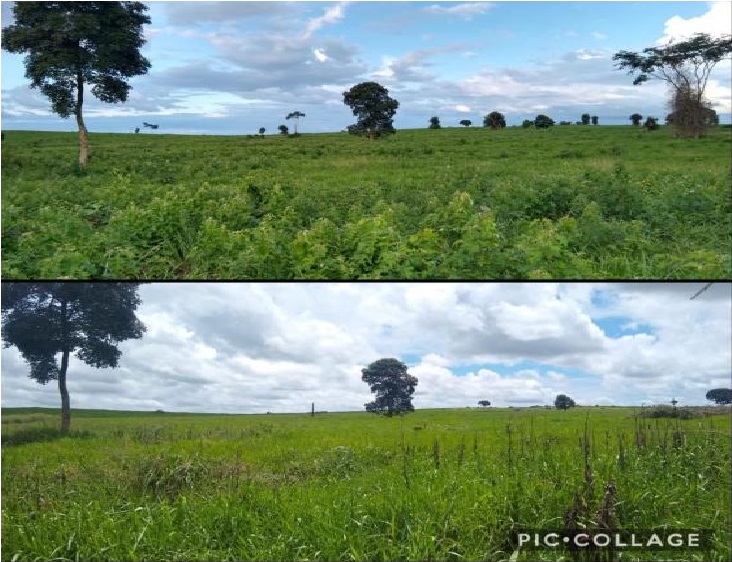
(1, 407, 729, 561)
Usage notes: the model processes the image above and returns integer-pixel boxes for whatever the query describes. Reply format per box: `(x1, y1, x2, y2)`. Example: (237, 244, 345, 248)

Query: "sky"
(1, 1, 731, 135)
(1, 282, 730, 413)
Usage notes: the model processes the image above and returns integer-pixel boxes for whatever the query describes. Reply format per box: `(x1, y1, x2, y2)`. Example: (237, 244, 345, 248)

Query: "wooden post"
(311, 402, 315, 417)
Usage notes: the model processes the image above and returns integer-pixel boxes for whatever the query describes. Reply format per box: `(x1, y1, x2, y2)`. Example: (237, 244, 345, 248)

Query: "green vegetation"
(0, 2, 152, 168)
(2, 406, 729, 561)
(1, 282, 146, 433)
(2, 125, 730, 279)
(613, 33, 732, 139)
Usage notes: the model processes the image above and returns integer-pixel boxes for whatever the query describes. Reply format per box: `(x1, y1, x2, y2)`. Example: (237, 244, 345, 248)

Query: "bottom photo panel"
(1, 281, 730, 562)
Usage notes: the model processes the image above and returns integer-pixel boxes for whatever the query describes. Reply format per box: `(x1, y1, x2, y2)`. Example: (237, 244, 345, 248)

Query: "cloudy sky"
(1, 283, 730, 413)
(1, 1, 730, 134)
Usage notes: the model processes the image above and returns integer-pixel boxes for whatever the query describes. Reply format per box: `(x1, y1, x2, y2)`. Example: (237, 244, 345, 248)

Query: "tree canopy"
(428, 116, 441, 129)
(705, 388, 732, 405)
(361, 358, 418, 417)
(285, 111, 306, 134)
(613, 33, 732, 138)
(484, 111, 506, 129)
(554, 394, 576, 410)
(630, 113, 643, 126)
(534, 114, 554, 129)
(459, 119, 472, 127)
(1, 283, 146, 432)
(1, 2, 151, 167)
(343, 82, 399, 140)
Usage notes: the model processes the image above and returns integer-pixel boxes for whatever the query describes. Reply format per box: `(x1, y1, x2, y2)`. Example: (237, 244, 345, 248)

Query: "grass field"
(1, 406, 729, 561)
(2, 125, 730, 279)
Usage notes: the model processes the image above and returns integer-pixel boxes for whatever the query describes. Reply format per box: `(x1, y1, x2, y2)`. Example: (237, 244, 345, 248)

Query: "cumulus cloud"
(3, 2, 729, 133)
(2, 283, 728, 413)
(657, 1, 732, 44)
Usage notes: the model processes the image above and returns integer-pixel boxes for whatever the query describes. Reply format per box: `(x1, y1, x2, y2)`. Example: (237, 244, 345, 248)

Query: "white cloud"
(575, 49, 604, 61)
(304, 2, 348, 39)
(425, 3, 494, 20)
(657, 1, 732, 44)
(454, 104, 472, 113)
(313, 48, 329, 63)
(1, 284, 729, 413)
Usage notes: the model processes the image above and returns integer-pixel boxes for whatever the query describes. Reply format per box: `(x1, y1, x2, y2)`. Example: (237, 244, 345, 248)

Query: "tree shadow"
(1, 426, 94, 447)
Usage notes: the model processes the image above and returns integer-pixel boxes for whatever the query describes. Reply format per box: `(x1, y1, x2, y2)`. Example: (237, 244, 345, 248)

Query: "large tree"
(361, 358, 418, 417)
(343, 82, 399, 140)
(285, 111, 306, 135)
(534, 114, 555, 129)
(484, 111, 506, 129)
(630, 113, 643, 126)
(428, 116, 441, 129)
(1, 2, 152, 168)
(459, 119, 472, 127)
(613, 33, 732, 138)
(1, 283, 146, 433)
(705, 388, 732, 405)
(554, 394, 576, 410)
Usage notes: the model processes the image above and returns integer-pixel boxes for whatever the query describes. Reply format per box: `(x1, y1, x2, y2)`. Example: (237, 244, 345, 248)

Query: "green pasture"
(2, 125, 730, 279)
(1, 406, 730, 561)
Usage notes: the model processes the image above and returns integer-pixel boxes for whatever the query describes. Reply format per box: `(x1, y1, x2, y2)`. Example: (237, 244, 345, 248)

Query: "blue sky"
(1, 1, 730, 135)
(2, 283, 730, 412)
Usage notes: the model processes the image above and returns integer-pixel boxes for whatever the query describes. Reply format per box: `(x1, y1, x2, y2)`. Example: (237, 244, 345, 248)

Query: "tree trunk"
(59, 349, 71, 434)
(76, 73, 89, 168)
(59, 297, 71, 434)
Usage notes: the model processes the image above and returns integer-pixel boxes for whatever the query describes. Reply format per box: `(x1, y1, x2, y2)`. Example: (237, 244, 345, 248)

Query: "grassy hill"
(1, 406, 729, 560)
(2, 126, 730, 278)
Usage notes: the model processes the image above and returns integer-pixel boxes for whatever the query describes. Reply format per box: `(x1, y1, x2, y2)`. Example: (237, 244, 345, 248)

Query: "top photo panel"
(2, 1, 730, 280)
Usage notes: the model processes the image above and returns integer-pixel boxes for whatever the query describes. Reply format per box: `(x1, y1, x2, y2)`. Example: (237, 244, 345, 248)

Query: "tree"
(1, 2, 151, 168)
(591, 115, 599, 125)
(278, 124, 289, 136)
(630, 113, 643, 126)
(581, 113, 591, 125)
(706, 388, 732, 405)
(459, 119, 472, 127)
(286, 111, 306, 135)
(613, 33, 732, 138)
(428, 116, 441, 129)
(361, 358, 418, 417)
(521, 119, 533, 128)
(1, 283, 146, 433)
(142, 122, 158, 130)
(134, 127, 140, 134)
(484, 111, 506, 129)
(258, 127, 265, 136)
(554, 394, 576, 410)
(478, 400, 491, 407)
(644, 116, 659, 130)
(534, 114, 554, 129)
(666, 92, 719, 129)
(343, 82, 399, 140)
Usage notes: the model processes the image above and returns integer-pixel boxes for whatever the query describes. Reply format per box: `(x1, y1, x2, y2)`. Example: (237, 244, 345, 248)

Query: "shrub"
(637, 405, 700, 419)
(644, 116, 660, 131)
